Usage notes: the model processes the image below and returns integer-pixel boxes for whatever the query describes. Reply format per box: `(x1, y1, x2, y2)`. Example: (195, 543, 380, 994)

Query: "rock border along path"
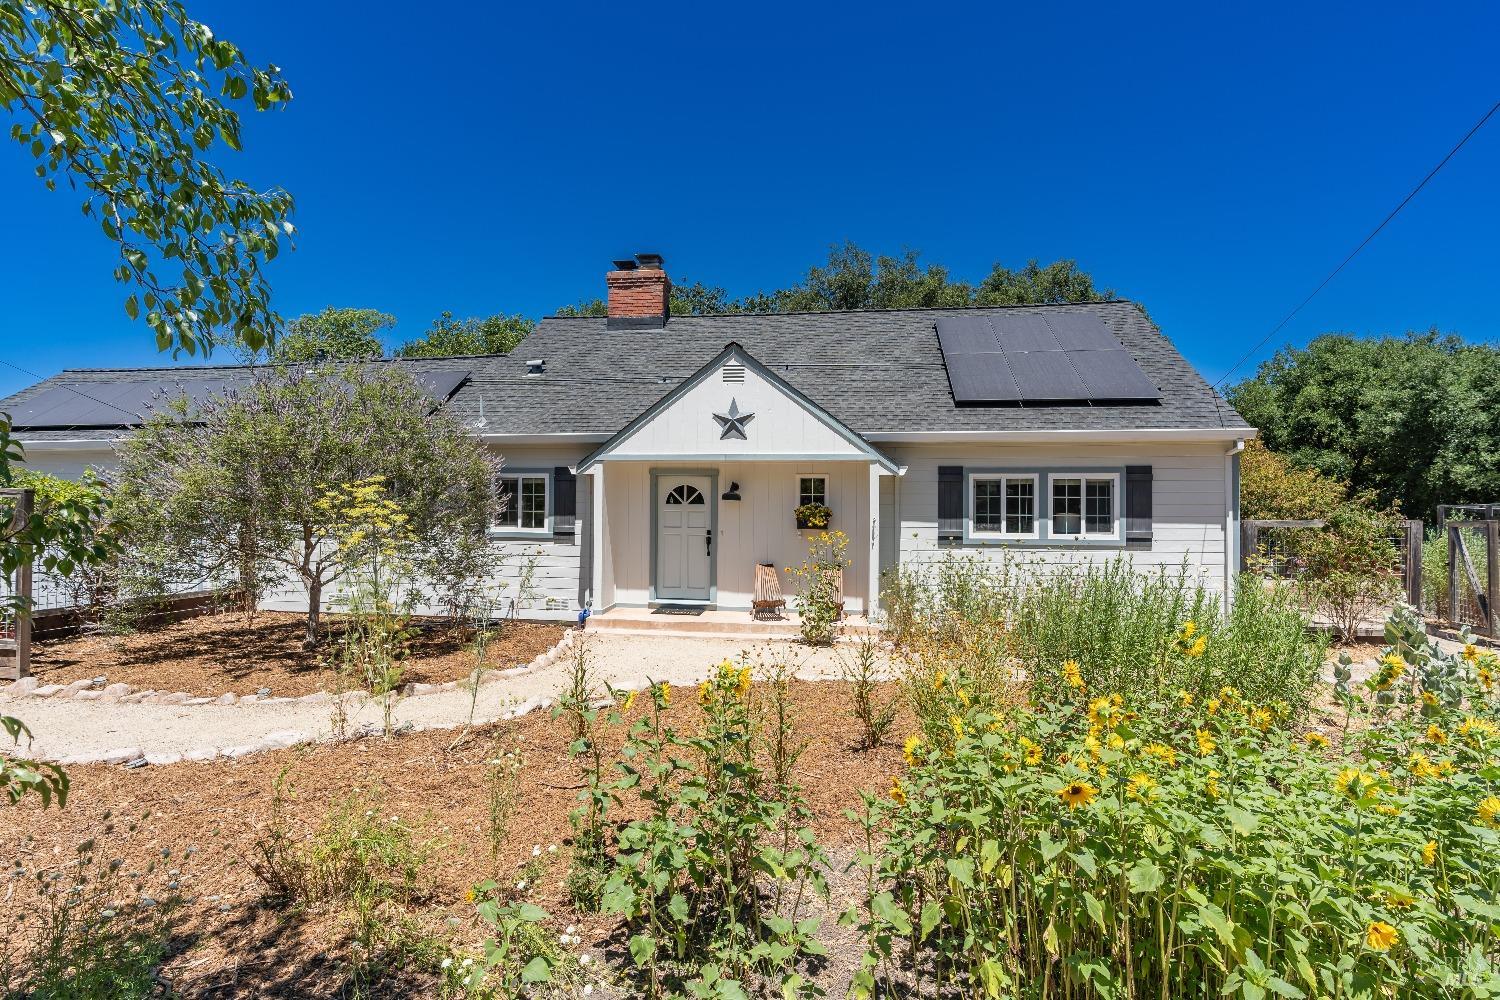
(0, 631, 868, 767)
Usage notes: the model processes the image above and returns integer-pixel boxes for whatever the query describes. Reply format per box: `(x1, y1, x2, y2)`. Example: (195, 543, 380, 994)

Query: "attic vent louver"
(722, 364, 745, 384)
(526, 359, 546, 376)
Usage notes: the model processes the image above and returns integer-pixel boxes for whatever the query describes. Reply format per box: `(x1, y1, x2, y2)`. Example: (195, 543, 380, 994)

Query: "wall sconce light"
(721, 481, 741, 501)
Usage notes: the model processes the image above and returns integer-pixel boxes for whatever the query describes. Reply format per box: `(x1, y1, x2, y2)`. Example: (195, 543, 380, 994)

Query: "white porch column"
(868, 461, 881, 620)
(590, 463, 605, 612)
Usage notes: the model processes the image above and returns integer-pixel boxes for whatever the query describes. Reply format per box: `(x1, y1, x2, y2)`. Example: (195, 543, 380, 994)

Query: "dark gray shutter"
(938, 466, 963, 545)
(553, 466, 576, 539)
(1125, 465, 1153, 548)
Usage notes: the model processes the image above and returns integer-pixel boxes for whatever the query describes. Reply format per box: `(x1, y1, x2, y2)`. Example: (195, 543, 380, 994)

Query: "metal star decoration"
(712, 398, 755, 440)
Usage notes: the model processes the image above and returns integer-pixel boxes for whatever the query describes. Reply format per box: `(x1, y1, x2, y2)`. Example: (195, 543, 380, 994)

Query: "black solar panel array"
(935, 313, 1161, 405)
(7, 368, 472, 429)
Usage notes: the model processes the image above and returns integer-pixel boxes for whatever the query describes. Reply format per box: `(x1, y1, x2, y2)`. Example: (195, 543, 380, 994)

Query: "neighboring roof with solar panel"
(934, 312, 1162, 404)
(0, 359, 475, 439)
(1, 300, 1250, 443)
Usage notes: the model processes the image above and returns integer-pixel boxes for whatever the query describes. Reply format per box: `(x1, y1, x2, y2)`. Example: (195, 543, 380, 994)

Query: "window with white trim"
(1049, 474, 1119, 539)
(969, 472, 1039, 539)
(494, 473, 550, 533)
(798, 475, 828, 508)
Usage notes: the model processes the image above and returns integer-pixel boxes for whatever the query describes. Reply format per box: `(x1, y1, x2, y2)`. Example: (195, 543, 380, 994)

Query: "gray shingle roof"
(448, 300, 1248, 435)
(0, 300, 1249, 443)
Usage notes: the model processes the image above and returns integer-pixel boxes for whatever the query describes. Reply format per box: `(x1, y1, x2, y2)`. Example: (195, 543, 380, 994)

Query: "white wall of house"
(605, 357, 873, 461)
(885, 440, 1236, 598)
(598, 458, 873, 612)
(13, 444, 118, 480)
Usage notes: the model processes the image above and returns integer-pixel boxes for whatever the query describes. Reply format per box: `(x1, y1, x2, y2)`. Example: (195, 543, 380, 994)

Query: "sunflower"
(622, 690, 638, 712)
(1196, 729, 1216, 755)
(1463, 643, 1479, 663)
(1385, 890, 1415, 909)
(1408, 753, 1442, 781)
(657, 682, 671, 707)
(698, 680, 712, 705)
(1420, 690, 1439, 708)
(1062, 660, 1085, 690)
(1478, 796, 1500, 828)
(1480, 666, 1495, 692)
(1178, 689, 1194, 707)
(734, 666, 752, 698)
(1186, 635, 1208, 658)
(949, 716, 965, 739)
(1421, 840, 1439, 866)
(1335, 767, 1372, 801)
(1144, 743, 1178, 768)
(903, 734, 924, 767)
(1304, 732, 1329, 750)
(1425, 724, 1448, 746)
(1107, 732, 1126, 751)
(1127, 772, 1156, 799)
(1249, 707, 1273, 732)
(1057, 780, 1099, 809)
(1179, 620, 1198, 641)
(1206, 697, 1221, 716)
(932, 670, 947, 690)
(889, 777, 906, 805)
(1205, 770, 1221, 800)
(1365, 921, 1399, 951)
(1019, 736, 1043, 766)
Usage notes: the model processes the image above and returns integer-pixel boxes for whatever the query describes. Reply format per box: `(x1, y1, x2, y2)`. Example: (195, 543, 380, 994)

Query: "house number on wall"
(712, 398, 755, 440)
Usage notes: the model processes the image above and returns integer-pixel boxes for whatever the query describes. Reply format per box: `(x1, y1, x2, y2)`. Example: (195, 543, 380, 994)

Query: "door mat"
(652, 606, 706, 616)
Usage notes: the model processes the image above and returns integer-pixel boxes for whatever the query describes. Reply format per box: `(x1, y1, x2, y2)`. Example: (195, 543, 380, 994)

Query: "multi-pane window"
(495, 474, 548, 531)
(970, 473, 1038, 538)
(798, 476, 828, 508)
(1051, 475, 1116, 538)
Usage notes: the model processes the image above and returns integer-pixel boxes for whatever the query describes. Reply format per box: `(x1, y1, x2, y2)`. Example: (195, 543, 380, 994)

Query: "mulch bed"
(3, 680, 909, 998)
(23, 611, 568, 698)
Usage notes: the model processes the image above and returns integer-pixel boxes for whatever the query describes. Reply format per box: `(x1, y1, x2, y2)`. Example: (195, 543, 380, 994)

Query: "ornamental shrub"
(854, 612, 1500, 999)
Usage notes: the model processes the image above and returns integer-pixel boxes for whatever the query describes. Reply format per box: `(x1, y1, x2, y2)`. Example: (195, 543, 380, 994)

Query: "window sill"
(487, 529, 553, 541)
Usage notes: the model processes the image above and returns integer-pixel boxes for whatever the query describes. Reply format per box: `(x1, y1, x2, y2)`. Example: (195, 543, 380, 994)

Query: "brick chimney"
(606, 253, 670, 329)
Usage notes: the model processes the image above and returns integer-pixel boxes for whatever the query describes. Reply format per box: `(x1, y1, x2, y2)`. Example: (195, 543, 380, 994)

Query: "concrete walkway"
(0, 633, 876, 766)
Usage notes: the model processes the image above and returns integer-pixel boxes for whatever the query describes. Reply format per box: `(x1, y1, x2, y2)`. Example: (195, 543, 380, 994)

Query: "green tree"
(112, 365, 499, 644)
(556, 243, 1112, 317)
(396, 311, 534, 357)
(1239, 439, 1351, 521)
(1, 0, 294, 357)
(1227, 331, 1500, 520)
(269, 307, 394, 363)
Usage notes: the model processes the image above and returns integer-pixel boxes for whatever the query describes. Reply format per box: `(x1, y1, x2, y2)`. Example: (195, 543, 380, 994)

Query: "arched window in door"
(665, 484, 705, 505)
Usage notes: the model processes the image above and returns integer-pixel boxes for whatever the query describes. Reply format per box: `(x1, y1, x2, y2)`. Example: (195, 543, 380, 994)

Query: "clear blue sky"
(2, 0, 1497, 397)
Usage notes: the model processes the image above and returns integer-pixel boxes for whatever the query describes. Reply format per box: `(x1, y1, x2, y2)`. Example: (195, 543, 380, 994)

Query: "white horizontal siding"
(887, 441, 1233, 597)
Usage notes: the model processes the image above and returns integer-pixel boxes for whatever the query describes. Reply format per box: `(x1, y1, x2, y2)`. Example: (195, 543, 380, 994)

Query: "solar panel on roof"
(1067, 350, 1161, 400)
(1004, 351, 1088, 401)
(935, 313, 1161, 405)
(6, 367, 472, 429)
(944, 354, 1021, 402)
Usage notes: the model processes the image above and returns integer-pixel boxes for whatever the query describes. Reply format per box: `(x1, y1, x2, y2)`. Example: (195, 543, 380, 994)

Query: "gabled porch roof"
(575, 342, 903, 475)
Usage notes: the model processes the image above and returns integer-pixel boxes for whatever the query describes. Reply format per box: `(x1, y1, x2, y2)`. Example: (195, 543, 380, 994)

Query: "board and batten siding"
(599, 459, 873, 612)
(885, 441, 1236, 597)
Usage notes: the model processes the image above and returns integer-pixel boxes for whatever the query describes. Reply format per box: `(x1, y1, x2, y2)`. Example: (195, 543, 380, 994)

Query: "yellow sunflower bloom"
(1062, 659, 1085, 689)
(1057, 780, 1099, 809)
(1206, 698, 1221, 716)
(1426, 724, 1448, 746)
(889, 777, 906, 805)
(903, 734, 924, 767)
(1196, 729, 1216, 755)
(1304, 732, 1329, 750)
(1205, 770, 1221, 800)
(1127, 772, 1156, 799)
(1478, 796, 1500, 828)
(1019, 736, 1043, 766)
(1249, 707, 1273, 732)
(1365, 921, 1399, 951)
(1178, 689, 1194, 707)
(1144, 743, 1178, 768)
(1463, 643, 1479, 663)
(1421, 840, 1438, 865)
(622, 690, 638, 712)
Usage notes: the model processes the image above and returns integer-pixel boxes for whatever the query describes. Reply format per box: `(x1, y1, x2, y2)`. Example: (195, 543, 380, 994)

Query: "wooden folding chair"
(752, 562, 787, 620)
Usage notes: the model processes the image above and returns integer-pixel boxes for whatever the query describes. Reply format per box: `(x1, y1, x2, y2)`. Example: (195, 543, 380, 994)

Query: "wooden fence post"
(1405, 519, 1423, 610)
(1, 488, 33, 680)
(1489, 519, 1500, 636)
(1238, 521, 1258, 574)
(1449, 524, 1460, 627)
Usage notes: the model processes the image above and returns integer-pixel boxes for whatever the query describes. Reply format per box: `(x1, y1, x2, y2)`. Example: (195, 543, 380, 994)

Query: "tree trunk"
(304, 575, 323, 648)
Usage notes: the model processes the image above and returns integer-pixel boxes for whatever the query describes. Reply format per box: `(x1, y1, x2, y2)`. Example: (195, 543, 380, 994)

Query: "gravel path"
(1, 633, 878, 765)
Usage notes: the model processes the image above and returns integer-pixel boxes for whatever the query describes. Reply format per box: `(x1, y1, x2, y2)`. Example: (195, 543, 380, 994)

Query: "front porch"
(576, 341, 904, 622)
(587, 605, 880, 639)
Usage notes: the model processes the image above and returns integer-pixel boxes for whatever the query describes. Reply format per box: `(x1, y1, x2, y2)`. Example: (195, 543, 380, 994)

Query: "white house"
(1, 254, 1254, 621)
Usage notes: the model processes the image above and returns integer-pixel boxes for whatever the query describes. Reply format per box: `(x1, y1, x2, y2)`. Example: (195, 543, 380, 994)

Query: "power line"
(1214, 98, 1500, 389)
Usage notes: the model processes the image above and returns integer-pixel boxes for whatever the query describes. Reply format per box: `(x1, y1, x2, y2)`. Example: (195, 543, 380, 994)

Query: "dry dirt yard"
(4, 679, 909, 998)
(25, 611, 568, 698)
